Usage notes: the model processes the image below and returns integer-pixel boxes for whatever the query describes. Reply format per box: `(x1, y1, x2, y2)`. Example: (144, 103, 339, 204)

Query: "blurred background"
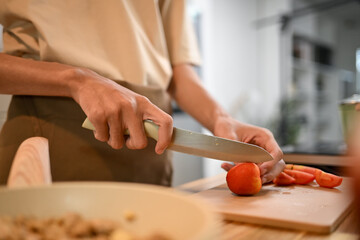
(171, 0, 360, 186)
(1, 0, 359, 186)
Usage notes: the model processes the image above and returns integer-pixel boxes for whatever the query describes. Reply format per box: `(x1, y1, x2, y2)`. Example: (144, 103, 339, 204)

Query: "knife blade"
(82, 118, 273, 163)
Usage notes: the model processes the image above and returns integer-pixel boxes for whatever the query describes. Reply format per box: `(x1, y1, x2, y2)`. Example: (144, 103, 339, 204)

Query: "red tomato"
(283, 169, 315, 185)
(285, 164, 317, 176)
(315, 170, 343, 188)
(226, 163, 262, 195)
(273, 172, 296, 186)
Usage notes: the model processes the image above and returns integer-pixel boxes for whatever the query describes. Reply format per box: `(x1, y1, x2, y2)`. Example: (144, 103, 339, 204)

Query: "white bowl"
(0, 182, 221, 240)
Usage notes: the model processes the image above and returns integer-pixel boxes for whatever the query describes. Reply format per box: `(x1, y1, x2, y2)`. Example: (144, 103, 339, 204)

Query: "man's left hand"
(212, 115, 284, 183)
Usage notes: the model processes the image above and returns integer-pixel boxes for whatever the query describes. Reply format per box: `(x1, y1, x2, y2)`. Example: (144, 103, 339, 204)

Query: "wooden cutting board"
(195, 178, 354, 233)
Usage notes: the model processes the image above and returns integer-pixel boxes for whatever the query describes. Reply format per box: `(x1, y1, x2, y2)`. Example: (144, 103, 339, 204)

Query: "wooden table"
(177, 173, 359, 240)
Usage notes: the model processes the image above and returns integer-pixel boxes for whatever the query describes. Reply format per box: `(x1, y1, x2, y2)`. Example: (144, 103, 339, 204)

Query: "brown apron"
(0, 81, 173, 186)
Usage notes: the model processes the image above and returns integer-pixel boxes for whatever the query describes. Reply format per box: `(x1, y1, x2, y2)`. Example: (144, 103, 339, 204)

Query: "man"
(0, 0, 284, 186)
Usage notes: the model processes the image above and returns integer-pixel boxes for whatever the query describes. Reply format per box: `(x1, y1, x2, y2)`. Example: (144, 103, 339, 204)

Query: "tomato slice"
(285, 164, 317, 176)
(283, 169, 315, 185)
(273, 172, 296, 186)
(315, 170, 343, 188)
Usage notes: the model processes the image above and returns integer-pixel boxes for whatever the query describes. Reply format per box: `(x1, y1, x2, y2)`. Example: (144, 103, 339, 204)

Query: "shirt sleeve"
(0, 2, 39, 57)
(160, 0, 202, 66)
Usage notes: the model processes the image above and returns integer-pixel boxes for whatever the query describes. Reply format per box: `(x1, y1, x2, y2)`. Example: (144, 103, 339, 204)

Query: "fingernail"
(222, 164, 231, 172)
(156, 148, 164, 155)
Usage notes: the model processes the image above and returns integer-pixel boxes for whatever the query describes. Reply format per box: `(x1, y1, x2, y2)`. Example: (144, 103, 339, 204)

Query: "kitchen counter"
(284, 153, 351, 167)
(177, 173, 359, 240)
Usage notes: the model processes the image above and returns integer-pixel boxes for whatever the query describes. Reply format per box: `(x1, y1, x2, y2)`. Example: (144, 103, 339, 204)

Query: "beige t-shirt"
(0, 0, 201, 89)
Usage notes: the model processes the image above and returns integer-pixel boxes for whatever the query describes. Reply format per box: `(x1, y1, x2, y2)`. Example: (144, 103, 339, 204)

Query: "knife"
(82, 118, 273, 163)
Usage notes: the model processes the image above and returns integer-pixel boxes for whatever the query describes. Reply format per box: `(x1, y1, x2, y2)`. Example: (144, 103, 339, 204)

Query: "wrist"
(61, 66, 92, 102)
(209, 109, 233, 133)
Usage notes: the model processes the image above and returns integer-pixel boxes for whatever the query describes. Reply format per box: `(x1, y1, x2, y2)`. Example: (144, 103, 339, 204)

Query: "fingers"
(107, 115, 124, 149)
(77, 73, 172, 152)
(221, 162, 236, 172)
(91, 94, 172, 153)
(258, 130, 283, 177)
(155, 121, 173, 154)
(259, 149, 283, 182)
(212, 117, 285, 184)
(88, 112, 110, 143)
(144, 105, 173, 155)
(260, 159, 285, 183)
(262, 130, 283, 163)
(221, 160, 285, 184)
(259, 156, 280, 176)
(221, 159, 285, 184)
(125, 118, 148, 150)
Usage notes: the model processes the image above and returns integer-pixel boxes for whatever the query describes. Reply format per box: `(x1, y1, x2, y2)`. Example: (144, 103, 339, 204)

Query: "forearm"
(168, 64, 230, 133)
(0, 53, 173, 152)
(169, 65, 284, 182)
(0, 53, 80, 97)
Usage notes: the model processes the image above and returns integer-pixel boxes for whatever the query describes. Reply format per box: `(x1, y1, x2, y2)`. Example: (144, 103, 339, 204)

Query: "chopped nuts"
(0, 213, 171, 240)
(123, 211, 136, 222)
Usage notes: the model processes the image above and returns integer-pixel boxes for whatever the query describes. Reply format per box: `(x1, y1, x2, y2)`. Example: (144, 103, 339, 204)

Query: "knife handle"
(82, 118, 159, 141)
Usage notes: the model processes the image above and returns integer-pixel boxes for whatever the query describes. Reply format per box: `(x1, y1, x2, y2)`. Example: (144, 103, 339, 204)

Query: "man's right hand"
(0, 54, 173, 153)
(68, 68, 173, 154)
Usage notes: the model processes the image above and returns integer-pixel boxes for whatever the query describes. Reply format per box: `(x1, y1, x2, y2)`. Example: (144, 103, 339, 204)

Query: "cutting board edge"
(220, 198, 354, 234)
(329, 200, 356, 232)
(221, 212, 332, 234)
(197, 177, 355, 233)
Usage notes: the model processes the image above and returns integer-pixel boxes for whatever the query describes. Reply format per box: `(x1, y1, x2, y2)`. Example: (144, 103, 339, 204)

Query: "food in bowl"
(0, 212, 171, 240)
(0, 182, 220, 240)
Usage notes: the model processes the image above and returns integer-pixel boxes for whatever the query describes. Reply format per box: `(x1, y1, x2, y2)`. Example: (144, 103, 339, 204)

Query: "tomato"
(226, 163, 262, 195)
(315, 170, 343, 188)
(273, 172, 296, 186)
(285, 164, 317, 176)
(283, 169, 315, 185)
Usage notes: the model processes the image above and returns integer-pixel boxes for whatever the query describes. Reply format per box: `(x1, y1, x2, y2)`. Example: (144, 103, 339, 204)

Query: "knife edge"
(169, 128, 273, 163)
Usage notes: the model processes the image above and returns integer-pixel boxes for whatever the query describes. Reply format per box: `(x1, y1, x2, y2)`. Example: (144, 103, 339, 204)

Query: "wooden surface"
(7, 137, 52, 188)
(177, 173, 359, 240)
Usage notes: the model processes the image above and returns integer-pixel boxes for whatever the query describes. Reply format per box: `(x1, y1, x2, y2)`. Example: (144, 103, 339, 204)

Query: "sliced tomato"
(315, 170, 343, 188)
(283, 169, 315, 185)
(285, 164, 317, 176)
(273, 172, 296, 186)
